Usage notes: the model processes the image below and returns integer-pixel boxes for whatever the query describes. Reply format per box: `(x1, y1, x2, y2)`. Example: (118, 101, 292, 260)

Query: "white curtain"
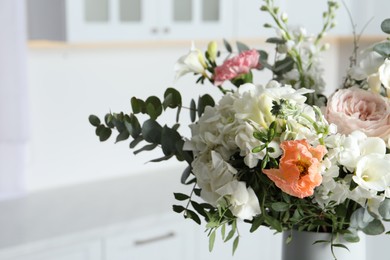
(0, 0, 29, 200)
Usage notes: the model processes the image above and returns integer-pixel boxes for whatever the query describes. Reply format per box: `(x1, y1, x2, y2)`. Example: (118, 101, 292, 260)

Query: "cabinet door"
(104, 218, 195, 260)
(0, 240, 102, 260)
(159, 0, 234, 40)
(65, 0, 158, 42)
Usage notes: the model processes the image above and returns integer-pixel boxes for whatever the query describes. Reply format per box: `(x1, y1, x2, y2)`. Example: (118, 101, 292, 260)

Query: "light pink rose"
(213, 49, 260, 86)
(325, 87, 390, 143)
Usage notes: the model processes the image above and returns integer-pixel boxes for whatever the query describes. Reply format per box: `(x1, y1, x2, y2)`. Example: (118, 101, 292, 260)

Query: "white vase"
(281, 230, 366, 260)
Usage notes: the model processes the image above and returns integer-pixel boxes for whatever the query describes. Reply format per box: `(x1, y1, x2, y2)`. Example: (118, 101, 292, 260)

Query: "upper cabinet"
(26, 0, 389, 43)
(27, 0, 234, 42)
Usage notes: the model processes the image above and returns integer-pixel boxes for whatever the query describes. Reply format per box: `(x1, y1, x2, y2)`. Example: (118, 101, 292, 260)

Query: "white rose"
(353, 154, 390, 192)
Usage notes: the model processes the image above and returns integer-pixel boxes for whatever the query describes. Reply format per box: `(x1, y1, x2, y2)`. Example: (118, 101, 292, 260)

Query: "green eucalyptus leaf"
(164, 88, 182, 108)
(148, 154, 173, 163)
(131, 97, 145, 114)
(141, 119, 162, 144)
(379, 199, 390, 220)
(98, 127, 112, 142)
(161, 126, 182, 156)
(133, 143, 158, 155)
(115, 130, 129, 143)
(88, 115, 101, 127)
(381, 18, 390, 34)
(223, 39, 233, 53)
(124, 114, 141, 138)
(343, 230, 360, 243)
(373, 42, 390, 58)
(362, 219, 385, 235)
(236, 41, 250, 53)
(197, 94, 215, 117)
(145, 96, 162, 120)
(105, 114, 115, 128)
(129, 135, 143, 149)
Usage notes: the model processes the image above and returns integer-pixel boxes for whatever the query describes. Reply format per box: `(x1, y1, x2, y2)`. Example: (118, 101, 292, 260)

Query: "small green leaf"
(145, 96, 162, 120)
(191, 200, 207, 218)
(362, 219, 385, 235)
(115, 130, 129, 143)
(88, 115, 101, 127)
(133, 143, 158, 155)
(271, 202, 290, 212)
(232, 236, 240, 255)
(381, 18, 390, 34)
(174, 193, 190, 201)
(221, 223, 226, 240)
(172, 205, 185, 213)
(198, 94, 215, 117)
(190, 99, 196, 122)
(161, 126, 182, 156)
(209, 230, 216, 252)
(332, 243, 350, 252)
(236, 41, 250, 53)
(98, 127, 112, 142)
(186, 209, 201, 225)
(148, 154, 173, 163)
(223, 39, 232, 53)
(141, 119, 162, 143)
(124, 114, 141, 138)
(131, 97, 145, 114)
(266, 37, 286, 44)
(164, 88, 182, 108)
(373, 42, 390, 58)
(181, 166, 192, 184)
(274, 57, 294, 75)
(129, 135, 143, 149)
(379, 199, 390, 220)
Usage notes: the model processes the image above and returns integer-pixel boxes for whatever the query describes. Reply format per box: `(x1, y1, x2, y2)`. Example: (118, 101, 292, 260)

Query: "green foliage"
(374, 42, 390, 58)
(236, 41, 250, 53)
(88, 87, 213, 165)
(381, 18, 390, 34)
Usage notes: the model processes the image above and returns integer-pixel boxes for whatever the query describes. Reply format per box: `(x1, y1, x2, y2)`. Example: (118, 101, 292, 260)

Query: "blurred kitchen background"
(0, 0, 389, 259)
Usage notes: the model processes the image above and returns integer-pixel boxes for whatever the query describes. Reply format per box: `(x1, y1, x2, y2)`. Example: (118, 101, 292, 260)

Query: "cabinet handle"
(134, 232, 175, 246)
(163, 27, 170, 34)
(151, 27, 159, 34)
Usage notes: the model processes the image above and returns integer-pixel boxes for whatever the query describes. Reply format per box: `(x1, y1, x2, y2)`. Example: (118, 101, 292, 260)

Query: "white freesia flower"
(348, 50, 384, 81)
(216, 180, 261, 220)
(353, 154, 390, 192)
(379, 58, 390, 89)
(174, 42, 207, 80)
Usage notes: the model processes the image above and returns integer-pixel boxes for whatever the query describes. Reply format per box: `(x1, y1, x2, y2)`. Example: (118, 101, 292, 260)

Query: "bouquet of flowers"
(89, 0, 390, 257)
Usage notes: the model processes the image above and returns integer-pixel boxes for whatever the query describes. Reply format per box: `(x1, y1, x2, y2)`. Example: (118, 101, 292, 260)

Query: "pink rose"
(325, 87, 390, 143)
(213, 49, 260, 86)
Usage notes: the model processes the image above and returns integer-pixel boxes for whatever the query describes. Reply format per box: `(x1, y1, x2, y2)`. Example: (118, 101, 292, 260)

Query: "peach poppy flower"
(262, 140, 327, 198)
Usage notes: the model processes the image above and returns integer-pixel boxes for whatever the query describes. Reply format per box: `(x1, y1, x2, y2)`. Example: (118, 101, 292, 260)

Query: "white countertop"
(0, 164, 190, 249)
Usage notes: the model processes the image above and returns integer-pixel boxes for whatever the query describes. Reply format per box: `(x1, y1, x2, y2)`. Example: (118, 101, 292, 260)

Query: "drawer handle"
(134, 232, 175, 246)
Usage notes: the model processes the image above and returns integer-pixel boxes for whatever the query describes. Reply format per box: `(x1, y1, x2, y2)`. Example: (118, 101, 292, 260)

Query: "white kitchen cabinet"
(0, 240, 102, 260)
(27, 0, 234, 42)
(104, 215, 196, 260)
